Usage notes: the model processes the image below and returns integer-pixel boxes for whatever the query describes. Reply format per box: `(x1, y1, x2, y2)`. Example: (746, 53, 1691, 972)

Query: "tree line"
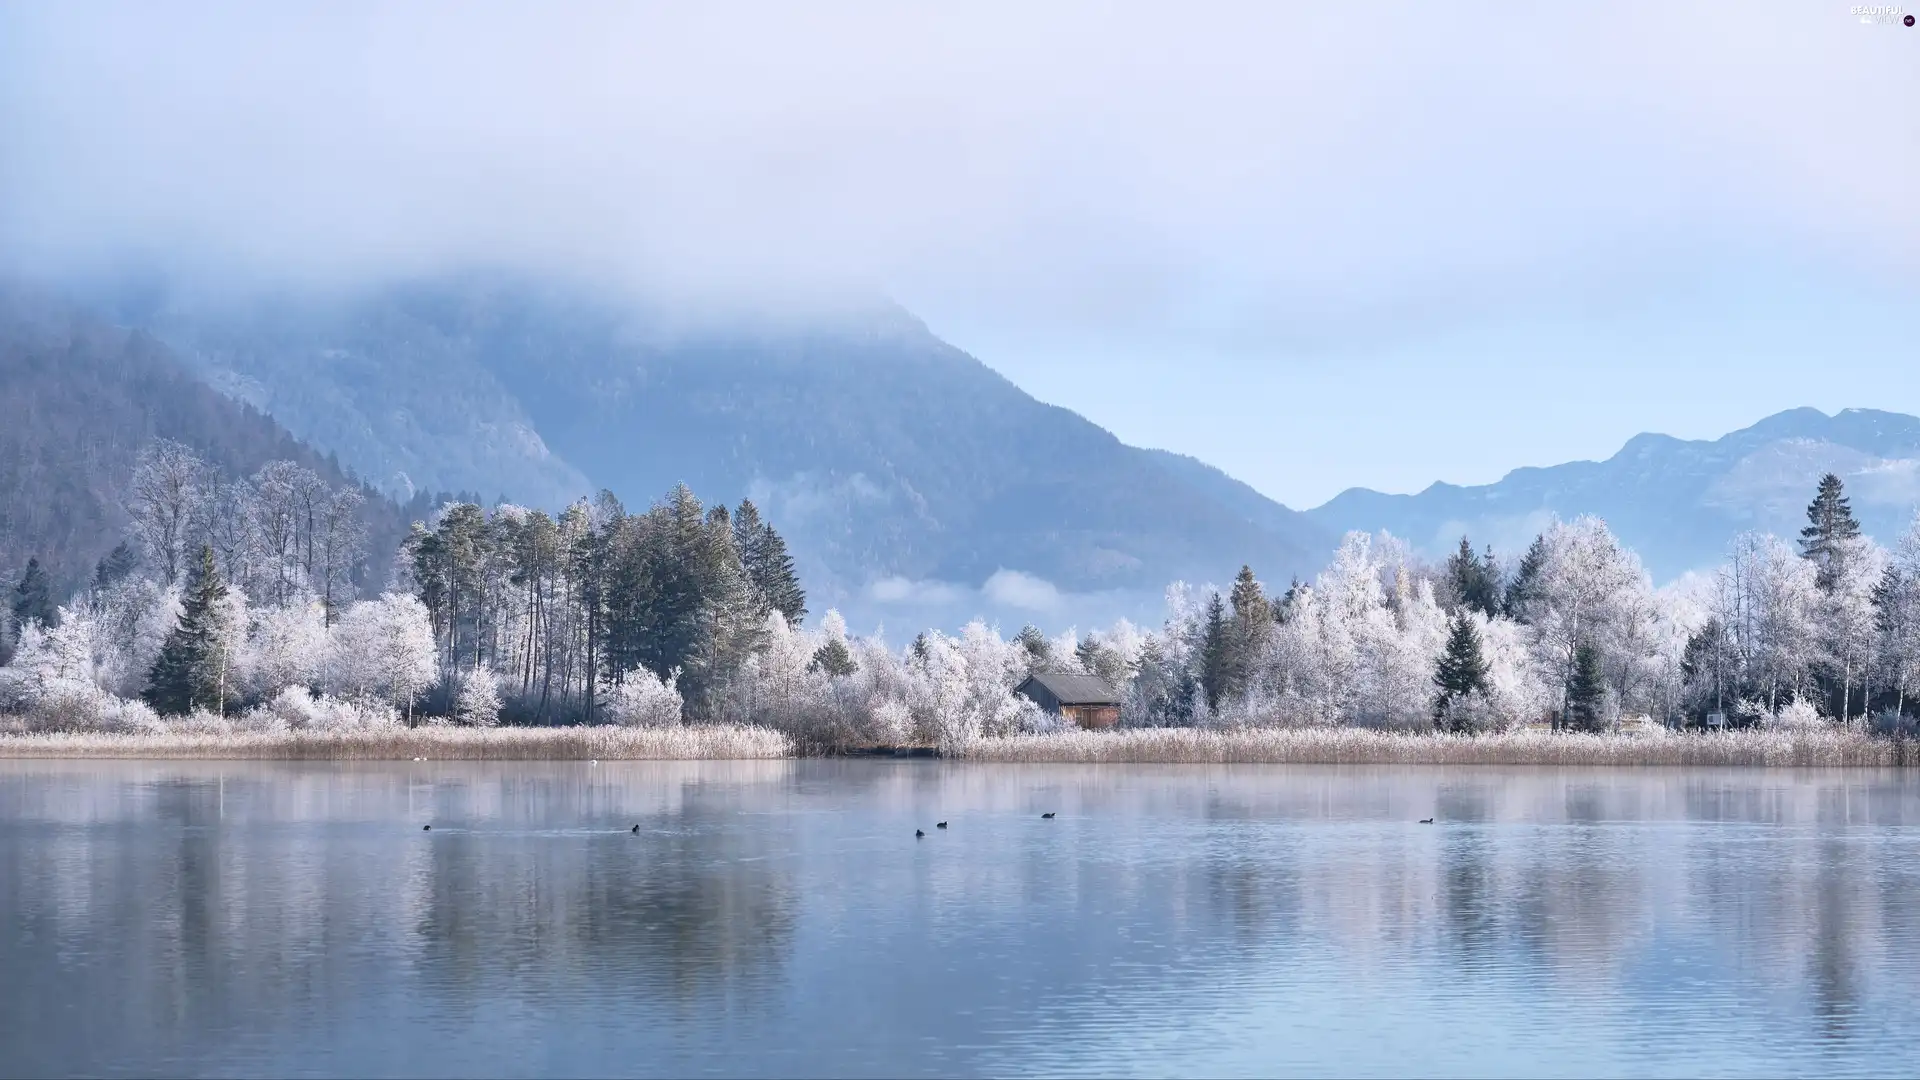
(6, 447, 1920, 743)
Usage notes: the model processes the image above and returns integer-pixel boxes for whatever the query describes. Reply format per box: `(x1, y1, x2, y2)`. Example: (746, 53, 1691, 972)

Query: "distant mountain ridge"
(1308, 408, 1920, 579)
(80, 275, 1334, 629)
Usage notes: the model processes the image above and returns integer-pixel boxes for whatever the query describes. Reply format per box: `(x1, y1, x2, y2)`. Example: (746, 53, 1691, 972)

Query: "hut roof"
(1016, 672, 1120, 706)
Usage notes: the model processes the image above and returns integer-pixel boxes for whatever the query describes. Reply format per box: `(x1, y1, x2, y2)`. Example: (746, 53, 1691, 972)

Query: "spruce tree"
(734, 500, 806, 626)
(1016, 624, 1053, 672)
(1446, 537, 1500, 617)
(1432, 614, 1492, 730)
(1565, 642, 1606, 732)
(11, 557, 55, 632)
(1199, 590, 1231, 712)
(1503, 534, 1548, 621)
(1800, 473, 1862, 591)
(92, 542, 140, 593)
(809, 637, 858, 677)
(145, 546, 234, 716)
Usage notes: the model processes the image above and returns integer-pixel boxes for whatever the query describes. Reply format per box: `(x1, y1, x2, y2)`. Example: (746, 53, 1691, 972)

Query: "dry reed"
(0, 724, 793, 761)
(959, 727, 1911, 767)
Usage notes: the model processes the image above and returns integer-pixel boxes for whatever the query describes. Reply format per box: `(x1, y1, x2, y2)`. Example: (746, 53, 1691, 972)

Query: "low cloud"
(981, 569, 1062, 613)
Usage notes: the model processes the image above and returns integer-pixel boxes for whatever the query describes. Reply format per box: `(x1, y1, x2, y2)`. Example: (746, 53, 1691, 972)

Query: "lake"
(3, 760, 1919, 1078)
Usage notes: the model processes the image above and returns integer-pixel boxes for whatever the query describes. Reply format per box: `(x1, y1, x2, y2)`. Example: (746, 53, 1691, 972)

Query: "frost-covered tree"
(328, 593, 437, 722)
(1517, 517, 1653, 727)
(454, 666, 503, 727)
(241, 598, 328, 701)
(604, 665, 683, 727)
(126, 439, 205, 585)
(1876, 514, 1920, 720)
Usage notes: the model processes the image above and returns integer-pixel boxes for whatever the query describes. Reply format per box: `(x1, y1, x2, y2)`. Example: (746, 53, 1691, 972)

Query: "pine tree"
(734, 499, 806, 625)
(1199, 590, 1231, 712)
(91, 542, 140, 593)
(1432, 614, 1492, 730)
(144, 546, 234, 716)
(10, 557, 55, 633)
(1503, 534, 1548, 621)
(1565, 642, 1606, 732)
(1800, 473, 1863, 591)
(1015, 624, 1053, 672)
(1446, 536, 1500, 617)
(809, 637, 858, 677)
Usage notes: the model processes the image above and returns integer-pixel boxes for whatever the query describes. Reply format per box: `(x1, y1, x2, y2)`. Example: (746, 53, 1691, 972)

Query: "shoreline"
(0, 724, 1912, 766)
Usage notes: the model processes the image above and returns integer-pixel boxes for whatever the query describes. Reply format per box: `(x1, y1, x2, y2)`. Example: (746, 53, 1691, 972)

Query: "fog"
(2, 3, 1915, 501)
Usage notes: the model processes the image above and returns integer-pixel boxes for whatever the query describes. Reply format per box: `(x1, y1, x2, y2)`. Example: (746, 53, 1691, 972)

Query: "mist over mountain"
(0, 284, 413, 595)
(84, 275, 1334, 631)
(1309, 408, 1920, 580)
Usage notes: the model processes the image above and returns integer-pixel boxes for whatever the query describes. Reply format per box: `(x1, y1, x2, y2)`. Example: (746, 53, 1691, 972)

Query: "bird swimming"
(936, 821, 948, 829)
(631, 824, 639, 834)
(1419, 818, 1434, 825)
(916, 829, 925, 838)
(1041, 812, 1056, 819)
(422, 825, 432, 831)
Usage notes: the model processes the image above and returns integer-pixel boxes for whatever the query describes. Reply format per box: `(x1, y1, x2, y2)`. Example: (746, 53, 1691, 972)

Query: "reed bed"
(960, 727, 1912, 767)
(0, 724, 793, 761)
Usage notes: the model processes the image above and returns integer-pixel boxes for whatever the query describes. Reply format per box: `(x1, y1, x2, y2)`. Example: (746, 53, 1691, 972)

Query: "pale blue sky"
(2, 3, 1914, 507)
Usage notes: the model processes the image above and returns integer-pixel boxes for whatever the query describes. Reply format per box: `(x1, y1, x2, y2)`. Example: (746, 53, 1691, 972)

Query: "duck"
(1418, 818, 1434, 825)
(936, 821, 948, 829)
(631, 824, 640, 834)
(422, 824, 432, 831)
(916, 829, 925, 838)
(1041, 812, 1056, 819)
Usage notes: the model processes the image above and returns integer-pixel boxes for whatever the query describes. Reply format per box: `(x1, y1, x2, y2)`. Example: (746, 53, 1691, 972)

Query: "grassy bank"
(958, 727, 1912, 767)
(0, 724, 793, 760)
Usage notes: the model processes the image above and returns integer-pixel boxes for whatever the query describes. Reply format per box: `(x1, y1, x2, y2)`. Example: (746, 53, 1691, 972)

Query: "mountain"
(1308, 408, 1920, 580)
(0, 284, 413, 596)
(87, 275, 1333, 629)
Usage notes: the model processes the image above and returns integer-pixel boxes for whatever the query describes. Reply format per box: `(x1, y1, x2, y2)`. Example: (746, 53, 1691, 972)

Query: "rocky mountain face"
(1309, 408, 1920, 579)
(87, 276, 1334, 630)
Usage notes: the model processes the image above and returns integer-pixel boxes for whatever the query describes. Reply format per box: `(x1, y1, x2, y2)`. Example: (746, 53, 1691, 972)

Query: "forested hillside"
(0, 285, 417, 596)
(98, 275, 1331, 626)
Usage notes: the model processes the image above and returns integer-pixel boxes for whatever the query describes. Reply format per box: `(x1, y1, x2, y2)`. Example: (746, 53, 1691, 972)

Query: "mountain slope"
(1309, 408, 1920, 579)
(0, 285, 412, 594)
(94, 276, 1333, 626)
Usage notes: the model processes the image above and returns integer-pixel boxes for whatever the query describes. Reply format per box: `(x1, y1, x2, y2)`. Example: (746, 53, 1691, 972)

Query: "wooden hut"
(1014, 672, 1121, 729)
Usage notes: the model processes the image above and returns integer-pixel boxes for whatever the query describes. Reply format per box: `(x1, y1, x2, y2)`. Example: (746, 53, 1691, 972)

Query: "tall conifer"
(145, 546, 234, 716)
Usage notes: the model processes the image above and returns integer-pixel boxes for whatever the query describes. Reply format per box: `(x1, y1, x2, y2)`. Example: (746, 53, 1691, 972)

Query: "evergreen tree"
(1225, 565, 1269, 698)
(91, 542, 140, 593)
(1274, 577, 1304, 625)
(1565, 642, 1606, 732)
(10, 557, 55, 633)
(144, 546, 235, 716)
(1015, 624, 1053, 672)
(1432, 614, 1492, 729)
(809, 637, 858, 677)
(1446, 536, 1500, 617)
(734, 499, 807, 626)
(1199, 590, 1231, 712)
(1503, 534, 1548, 621)
(1800, 473, 1863, 591)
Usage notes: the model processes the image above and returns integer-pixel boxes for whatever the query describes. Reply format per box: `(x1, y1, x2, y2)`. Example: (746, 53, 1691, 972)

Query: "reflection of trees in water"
(411, 785, 797, 1012)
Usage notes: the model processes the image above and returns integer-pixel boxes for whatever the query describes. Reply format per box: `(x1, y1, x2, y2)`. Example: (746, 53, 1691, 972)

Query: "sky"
(1, 2, 1915, 508)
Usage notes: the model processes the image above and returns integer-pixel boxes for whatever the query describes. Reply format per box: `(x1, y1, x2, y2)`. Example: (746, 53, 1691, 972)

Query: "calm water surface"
(3, 760, 1920, 1078)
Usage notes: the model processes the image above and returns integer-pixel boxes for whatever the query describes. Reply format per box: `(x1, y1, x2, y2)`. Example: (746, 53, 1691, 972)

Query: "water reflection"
(2, 762, 1920, 1077)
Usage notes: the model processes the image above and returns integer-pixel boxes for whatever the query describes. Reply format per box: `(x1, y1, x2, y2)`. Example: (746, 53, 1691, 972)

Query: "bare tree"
(125, 439, 205, 585)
